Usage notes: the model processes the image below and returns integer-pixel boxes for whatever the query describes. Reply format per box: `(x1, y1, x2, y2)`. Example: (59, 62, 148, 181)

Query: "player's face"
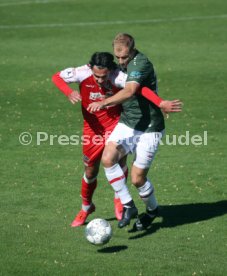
(92, 66, 110, 87)
(114, 46, 132, 69)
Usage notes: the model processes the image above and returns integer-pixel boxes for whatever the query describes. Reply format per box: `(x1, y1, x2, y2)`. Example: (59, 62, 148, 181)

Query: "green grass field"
(1, 0, 227, 275)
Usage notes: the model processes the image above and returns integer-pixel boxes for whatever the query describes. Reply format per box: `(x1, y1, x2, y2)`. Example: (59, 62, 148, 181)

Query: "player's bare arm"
(87, 82, 139, 113)
(87, 83, 183, 113)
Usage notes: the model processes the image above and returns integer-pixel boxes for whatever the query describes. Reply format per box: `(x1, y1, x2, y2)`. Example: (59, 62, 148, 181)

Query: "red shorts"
(82, 122, 118, 166)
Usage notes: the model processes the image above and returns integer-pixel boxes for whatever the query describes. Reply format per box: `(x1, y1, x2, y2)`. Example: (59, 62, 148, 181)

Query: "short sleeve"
(60, 65, 92, 83)
(126, 61, 152, 84)
(109, 69, 127, 88)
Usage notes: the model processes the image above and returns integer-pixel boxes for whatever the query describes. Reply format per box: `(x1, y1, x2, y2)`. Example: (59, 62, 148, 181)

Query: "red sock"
(81, 177, 97, 206)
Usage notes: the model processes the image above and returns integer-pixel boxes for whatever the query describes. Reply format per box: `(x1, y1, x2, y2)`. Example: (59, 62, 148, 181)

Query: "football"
(85, 218, 112, 245)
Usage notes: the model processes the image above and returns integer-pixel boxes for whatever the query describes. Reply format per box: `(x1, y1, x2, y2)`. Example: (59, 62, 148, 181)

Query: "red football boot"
(114, 198, 123, 221)
(71, 204, 96, 227)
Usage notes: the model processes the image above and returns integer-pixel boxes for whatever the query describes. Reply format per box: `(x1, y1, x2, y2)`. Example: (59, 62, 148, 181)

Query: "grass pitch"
(0, 0, 227, 275)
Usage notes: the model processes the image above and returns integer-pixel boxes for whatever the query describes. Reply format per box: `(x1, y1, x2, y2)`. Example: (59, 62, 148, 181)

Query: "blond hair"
(112, 33, 135, 51)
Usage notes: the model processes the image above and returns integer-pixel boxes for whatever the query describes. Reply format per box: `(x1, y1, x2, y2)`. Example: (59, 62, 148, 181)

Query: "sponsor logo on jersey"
(129, 71, 142, 79)
(89, 92, 105, 100)
(86, 84, 95, 88)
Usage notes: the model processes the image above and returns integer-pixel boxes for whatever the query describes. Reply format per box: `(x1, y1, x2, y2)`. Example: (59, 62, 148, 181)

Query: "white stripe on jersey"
(60, 65, 127, 87)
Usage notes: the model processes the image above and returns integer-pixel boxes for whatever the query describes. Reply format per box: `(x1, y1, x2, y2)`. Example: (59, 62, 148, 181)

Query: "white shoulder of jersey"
(109, 69, 127, 88)
(59, 64, 92, 83)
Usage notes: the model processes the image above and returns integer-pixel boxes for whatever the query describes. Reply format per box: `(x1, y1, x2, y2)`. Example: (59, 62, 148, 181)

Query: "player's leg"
(131, 165, 158, 211)
(71, 131, 103, 227)
(131, 131, 163, 230)
(102, 123, 138, 228)
(131, 165, 159, 230)
(102, 141, 131, 205)
(119, 155, 129, 180)
(114, 155, 129, 220)
(81, 164, 99, 210)
(71, 162, 100, 227)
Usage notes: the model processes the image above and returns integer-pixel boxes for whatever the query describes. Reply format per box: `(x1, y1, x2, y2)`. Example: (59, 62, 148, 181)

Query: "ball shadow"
(97, 245, 128, 253)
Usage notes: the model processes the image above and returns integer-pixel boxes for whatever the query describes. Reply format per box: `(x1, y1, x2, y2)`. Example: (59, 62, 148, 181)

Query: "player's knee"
(102, 143, 120, 167)
(84, 166, 99, 180)
(131, 174, 144, 187)
(131, 166, 147, 187)
(101, 151, 115, 167)
(85, 171, 96, 180)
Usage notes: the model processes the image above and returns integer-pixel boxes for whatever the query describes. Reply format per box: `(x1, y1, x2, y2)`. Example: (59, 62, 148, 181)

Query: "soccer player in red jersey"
(52, 52, 128, 226)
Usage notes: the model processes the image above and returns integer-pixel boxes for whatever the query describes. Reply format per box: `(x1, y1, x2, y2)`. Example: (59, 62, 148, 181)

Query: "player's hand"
(159, 100, 183, 113)
(68, 91, 81, 104)
(87, 101, 105, 113)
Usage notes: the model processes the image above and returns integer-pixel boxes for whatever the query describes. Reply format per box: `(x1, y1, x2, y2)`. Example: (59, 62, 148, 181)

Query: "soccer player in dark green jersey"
(87, 33, 182, 230)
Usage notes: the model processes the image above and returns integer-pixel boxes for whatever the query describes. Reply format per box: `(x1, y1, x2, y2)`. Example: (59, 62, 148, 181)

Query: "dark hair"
(89, 52, 117, 70)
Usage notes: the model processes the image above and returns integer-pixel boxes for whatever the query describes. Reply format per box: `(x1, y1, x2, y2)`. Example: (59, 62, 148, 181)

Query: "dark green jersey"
(119, 51, 165, 132)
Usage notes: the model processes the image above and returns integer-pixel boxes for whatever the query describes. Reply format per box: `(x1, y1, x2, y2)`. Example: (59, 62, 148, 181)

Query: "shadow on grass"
(129, 200, 227, 239)
(97, 245, 128, 253)
(106, 217, 117, 222)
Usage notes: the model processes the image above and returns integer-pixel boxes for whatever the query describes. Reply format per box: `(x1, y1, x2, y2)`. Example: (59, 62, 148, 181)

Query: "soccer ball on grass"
(85, 218, 112, 245)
